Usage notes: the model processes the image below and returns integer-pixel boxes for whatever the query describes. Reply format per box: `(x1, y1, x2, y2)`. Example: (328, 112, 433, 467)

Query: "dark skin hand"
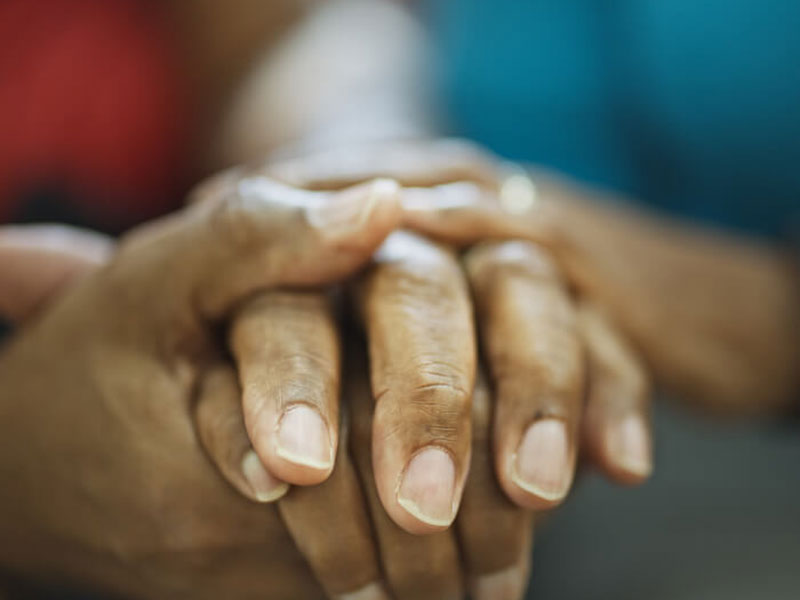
(252, 149, 653, 518)
(0, 175, 401, 599)
(269, 139, 800, 416)
(0, 225, 532, 600)
(0, 143, 658, 598)
(1, 203, 651, 600)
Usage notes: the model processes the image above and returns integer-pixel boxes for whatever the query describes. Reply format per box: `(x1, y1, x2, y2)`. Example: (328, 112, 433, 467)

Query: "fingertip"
(259, 404, 336, 486)
(396, 446, 458, 531)
(602, 413, 653, 485)
(502, 419, 576, 511)
(240, 450, 290, 503)
(373, 443, 463, 535)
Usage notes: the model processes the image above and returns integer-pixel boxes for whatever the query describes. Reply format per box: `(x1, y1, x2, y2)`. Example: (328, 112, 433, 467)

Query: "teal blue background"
(428, 0, 800, 237)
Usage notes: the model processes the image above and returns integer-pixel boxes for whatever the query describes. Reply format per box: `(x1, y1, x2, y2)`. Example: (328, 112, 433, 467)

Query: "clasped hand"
(0, 141, 653, 600)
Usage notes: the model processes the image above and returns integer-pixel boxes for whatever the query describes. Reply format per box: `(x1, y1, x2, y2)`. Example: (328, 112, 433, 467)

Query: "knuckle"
(375, 362, 473, 447)
(408, 363, 472, 413)
(409, 361, 472, 398)
(208, 189, 263, 249)
(207, 180, 303, 253)
(406, 364, 472, 442)
(467, 240, 561, 284)
(374, 232, 458, 278)
(271, 351, 337, 381)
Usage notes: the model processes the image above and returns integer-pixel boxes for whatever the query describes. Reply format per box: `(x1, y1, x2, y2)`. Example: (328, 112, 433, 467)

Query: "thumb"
(118, 175, 402, 320)
(0, 225, 112, 322)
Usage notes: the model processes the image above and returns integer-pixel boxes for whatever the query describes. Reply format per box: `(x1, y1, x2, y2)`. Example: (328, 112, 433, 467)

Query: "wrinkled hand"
(256, 145, 653, 516)
(271, 139, 800, 414)
(0, 175, 401, 599)
(0, 144, 657, 598)
(0, 226, 532, 600)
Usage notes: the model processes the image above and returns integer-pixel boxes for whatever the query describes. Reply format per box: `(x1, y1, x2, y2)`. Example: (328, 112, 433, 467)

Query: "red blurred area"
(0, 0, 187, 224)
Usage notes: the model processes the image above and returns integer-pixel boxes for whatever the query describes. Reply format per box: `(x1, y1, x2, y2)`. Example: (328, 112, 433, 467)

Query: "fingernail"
(607, 414, 652, 478)
(512, 419, 573, 502)
(397, 446, 456, 527)
(337, 582, 391, 600)
(276, 405, 333, 470)
(473, 565, 527, 600)
(241, 450, 289, 502)
(307, 178, 399, 235)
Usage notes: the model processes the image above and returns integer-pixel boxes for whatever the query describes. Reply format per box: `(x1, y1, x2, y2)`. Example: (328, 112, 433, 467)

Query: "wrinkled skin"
(270, 139, 800, 416)
(0, 144, 654, 599)
(0, 174, 402, 599)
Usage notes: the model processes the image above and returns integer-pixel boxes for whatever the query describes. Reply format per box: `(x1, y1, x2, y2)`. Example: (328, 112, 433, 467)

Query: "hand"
(195, 316, 534, 600)
(270, 139, 800, 414)
(199, 233, 649, 599)
(0, 223, 646, 599)
(0, 227, 532, 600)
(174, 150, 653, 598)
(399, 158, 800, 415)
(261, 144, 654, 509)
(0, 175, 401, 598)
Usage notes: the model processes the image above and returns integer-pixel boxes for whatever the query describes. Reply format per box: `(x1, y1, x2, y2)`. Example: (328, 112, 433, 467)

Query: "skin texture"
(403, 170, 800, 416)
(268, 139, 800, 416)
(0, 238, 531, 599)
(262, 144, 654, 516)
(0, 144, 658, 599)
(0, 173, 402, 599)
(0, 223, 650, 599)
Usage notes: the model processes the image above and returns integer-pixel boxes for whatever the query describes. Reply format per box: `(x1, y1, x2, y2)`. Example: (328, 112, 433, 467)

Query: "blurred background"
(2, 1, 799, 598)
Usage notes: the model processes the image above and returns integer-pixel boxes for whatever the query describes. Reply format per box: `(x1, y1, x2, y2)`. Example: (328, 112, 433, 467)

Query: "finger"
(0, 225, 111, 321)
(358, 231, 476, 534)
(466, 241, 585, 510)
(458, 371, 532, 600)
(578, 302, 653, 485)
(345, 340, 464, 600)
(117, 176, 401, 320)
(278, 405, 390, 600)
(268, 138, 499, 190)
(230, 291, 339, 486)
(194, 364, 289, 503)
(400, 175, 565, 249)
